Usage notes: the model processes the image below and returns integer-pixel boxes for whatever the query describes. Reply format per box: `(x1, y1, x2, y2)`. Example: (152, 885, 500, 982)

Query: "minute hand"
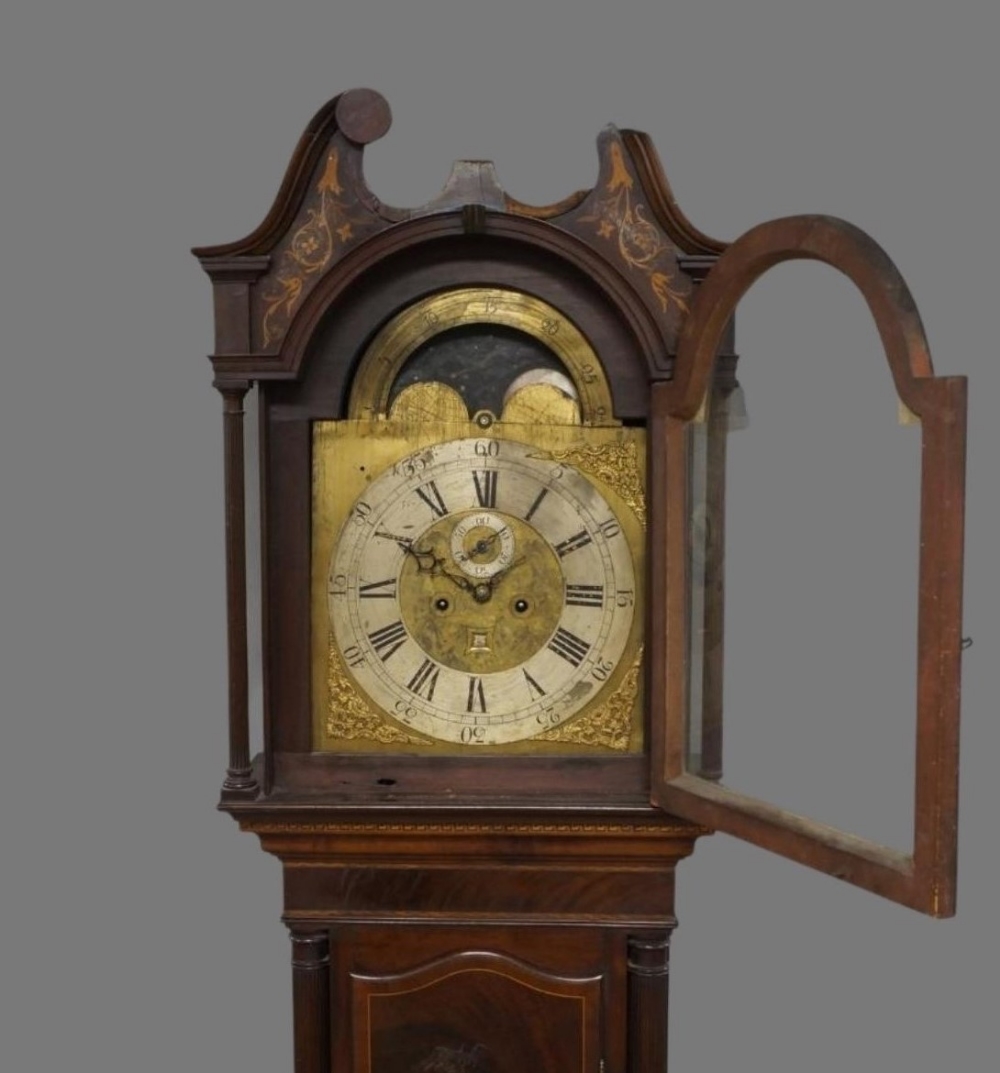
(488, 555, 527, 590)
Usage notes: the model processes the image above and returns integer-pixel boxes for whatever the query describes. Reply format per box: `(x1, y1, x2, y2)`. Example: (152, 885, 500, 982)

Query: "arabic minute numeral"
(393, 454, 427, 478)
(598, 518, 621, 539)
(592, 658, 614, 682)
(341, 644, 365, 669)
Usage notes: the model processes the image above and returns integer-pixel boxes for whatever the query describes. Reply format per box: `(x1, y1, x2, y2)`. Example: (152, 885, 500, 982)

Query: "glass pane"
(684, 264, 921, 851)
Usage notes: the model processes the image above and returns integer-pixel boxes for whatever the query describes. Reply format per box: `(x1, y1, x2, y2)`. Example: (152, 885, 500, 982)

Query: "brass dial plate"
(328, 438, 635, 745)
(312, 420, 645, 753)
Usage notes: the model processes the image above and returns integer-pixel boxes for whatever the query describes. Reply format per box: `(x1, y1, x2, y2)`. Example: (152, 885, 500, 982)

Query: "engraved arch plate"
(649, 215, 966, 916)
(347, 287, 616, 425)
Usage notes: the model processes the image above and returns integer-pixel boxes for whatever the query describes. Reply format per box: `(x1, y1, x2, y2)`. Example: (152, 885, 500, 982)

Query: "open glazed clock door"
(649, 215, 967, 916)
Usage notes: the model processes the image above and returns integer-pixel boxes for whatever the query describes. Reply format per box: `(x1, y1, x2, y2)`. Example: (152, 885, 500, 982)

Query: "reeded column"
(627, 932, 672, 1073)
(290, 927, 332, 1073)
(216, 379, 258, 800)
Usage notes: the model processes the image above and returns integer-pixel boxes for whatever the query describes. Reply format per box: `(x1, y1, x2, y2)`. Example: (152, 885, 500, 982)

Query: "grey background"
(1, 2, 996, 1070)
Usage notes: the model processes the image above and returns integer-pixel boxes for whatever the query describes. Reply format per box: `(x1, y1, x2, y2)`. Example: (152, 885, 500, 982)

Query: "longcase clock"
(193, 89, 967, 1073)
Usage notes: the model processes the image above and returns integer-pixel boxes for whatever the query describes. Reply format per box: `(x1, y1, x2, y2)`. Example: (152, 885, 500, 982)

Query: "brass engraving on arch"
(347, 288, 616, 426)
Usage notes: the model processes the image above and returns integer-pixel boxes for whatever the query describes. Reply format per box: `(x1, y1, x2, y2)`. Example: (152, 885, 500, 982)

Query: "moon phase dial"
(328, 437, 637, 745)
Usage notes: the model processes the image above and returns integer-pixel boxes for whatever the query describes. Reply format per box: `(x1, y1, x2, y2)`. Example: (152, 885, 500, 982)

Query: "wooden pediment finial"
(193, 91, 726, 370)
(192, 87, 394, 263)
(333, 87, 392, 146)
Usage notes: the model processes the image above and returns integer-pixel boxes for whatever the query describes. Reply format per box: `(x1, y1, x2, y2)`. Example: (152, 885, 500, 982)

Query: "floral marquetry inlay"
(578, 138, 692, 320)
(259, 148, 375, 349)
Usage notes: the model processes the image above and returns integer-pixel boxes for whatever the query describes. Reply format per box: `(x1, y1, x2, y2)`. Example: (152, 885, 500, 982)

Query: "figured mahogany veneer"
(247, 810, 698, 1073)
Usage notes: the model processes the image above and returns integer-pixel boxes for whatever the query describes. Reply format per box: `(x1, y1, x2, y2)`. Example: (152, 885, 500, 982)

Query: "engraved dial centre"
(402, 512, 563, 675)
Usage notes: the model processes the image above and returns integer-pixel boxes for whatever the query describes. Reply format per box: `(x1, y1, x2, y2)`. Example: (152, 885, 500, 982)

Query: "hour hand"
(437, 565, 475, 592)
(375, 530, 442, 572)
(406, 546, 475, 594)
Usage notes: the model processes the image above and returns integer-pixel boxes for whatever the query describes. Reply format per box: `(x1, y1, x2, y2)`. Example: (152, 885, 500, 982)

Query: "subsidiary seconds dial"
(328, 437, 636, 745)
